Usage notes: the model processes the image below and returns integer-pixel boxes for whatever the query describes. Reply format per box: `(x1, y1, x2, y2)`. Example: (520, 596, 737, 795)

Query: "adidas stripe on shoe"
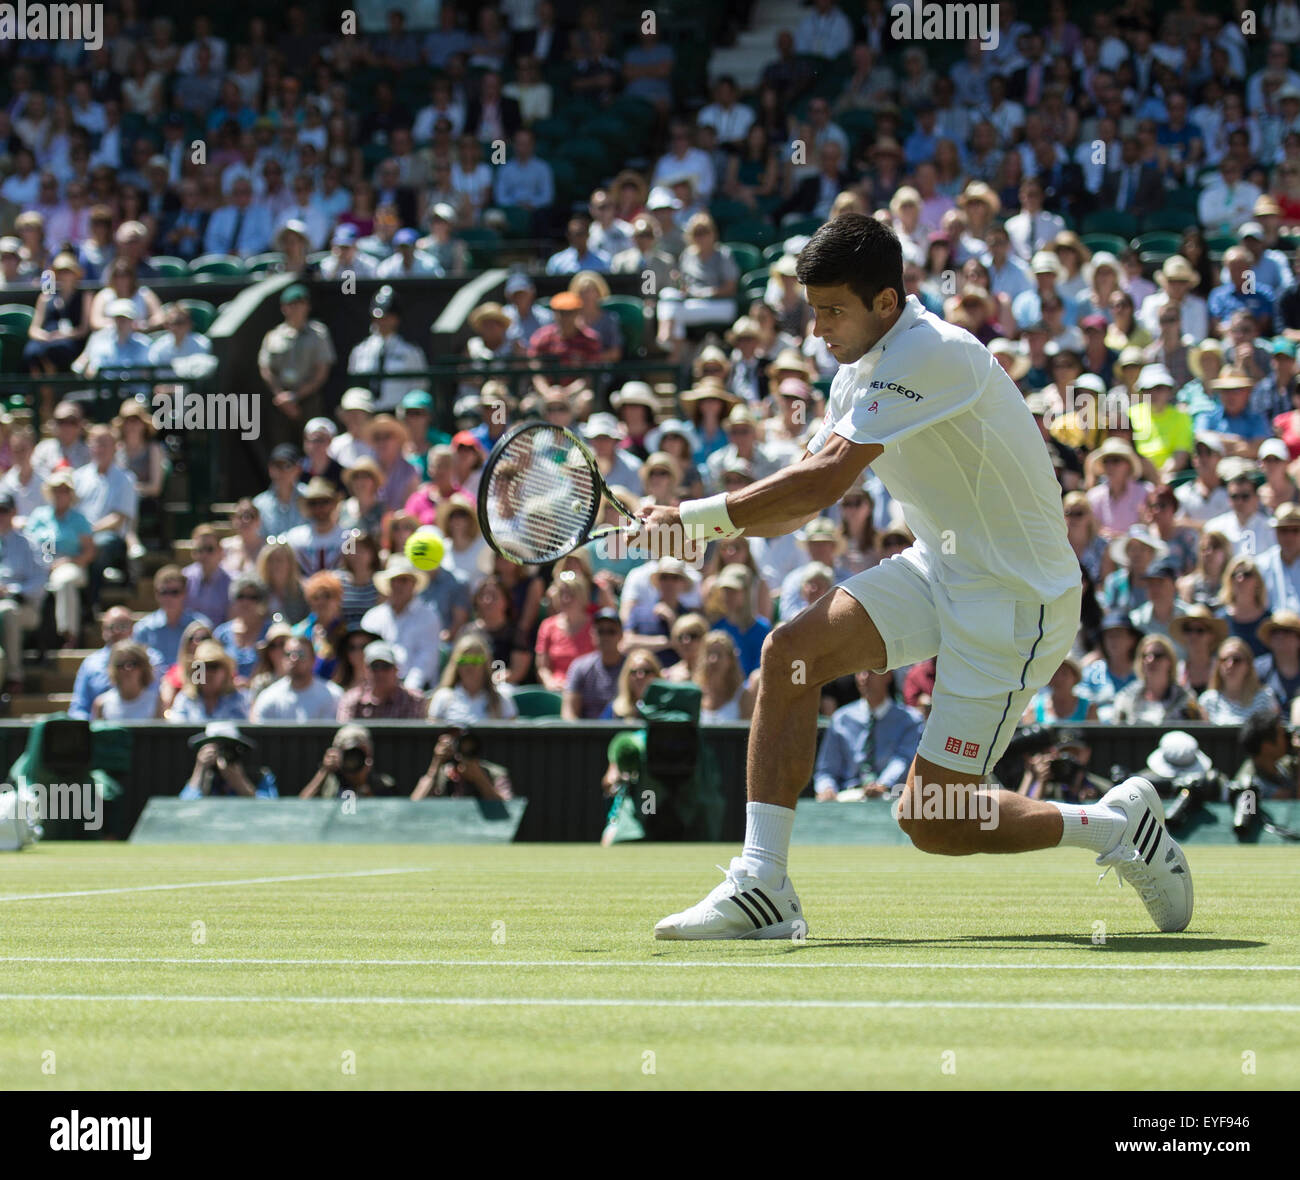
(654, 858, 807, 940)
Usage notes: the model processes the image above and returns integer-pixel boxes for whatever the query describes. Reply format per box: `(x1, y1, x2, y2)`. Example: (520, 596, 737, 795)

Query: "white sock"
(1051, 802, 1127, 854)
(739, 802, 795, 885)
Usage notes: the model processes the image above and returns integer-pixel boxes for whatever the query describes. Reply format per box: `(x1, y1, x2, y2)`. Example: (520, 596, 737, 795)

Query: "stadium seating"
(511, 688, 564, 718)
(147, 256, 189, 278)
(188, 254, 244, 277)
(177, 299, 219, 334)
(601, 296, 648, 356)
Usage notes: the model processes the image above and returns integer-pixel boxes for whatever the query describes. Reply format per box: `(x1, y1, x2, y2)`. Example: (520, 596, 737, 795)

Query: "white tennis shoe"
(1095, 777, 1193, 933)
(654, 858, 807, 940)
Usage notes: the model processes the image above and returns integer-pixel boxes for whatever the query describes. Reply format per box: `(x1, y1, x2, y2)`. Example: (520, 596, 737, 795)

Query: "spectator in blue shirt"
(68, 604, 165, 719)
(0, 490, 45, 688)
(1197, 369, 1275, 455)
(493, 128, 555, 237)
(71, 298, 153, 383)
(166, 639, 249, 722)
(545, 217, 610, 275)
(709, 563, 770, 676)
(252, 444, 308, 539)
(147, 302, 212, 373)
(23, 470, 94, 649)
(132, 564, 212, 665)
(1208, 247, 1278, 337)
(202, 176, 272, 257)
(813, 669, 924, 799)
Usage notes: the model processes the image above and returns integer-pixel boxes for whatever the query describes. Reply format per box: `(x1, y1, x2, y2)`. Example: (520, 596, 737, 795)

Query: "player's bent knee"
(897, 811, 967, 855)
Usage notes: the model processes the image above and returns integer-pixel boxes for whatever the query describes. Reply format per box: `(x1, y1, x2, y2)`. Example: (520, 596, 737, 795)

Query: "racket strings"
(483, 425, 601, 562)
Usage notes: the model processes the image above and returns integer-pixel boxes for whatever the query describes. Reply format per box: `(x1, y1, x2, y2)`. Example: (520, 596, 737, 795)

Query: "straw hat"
(41, 470, 77, 499)
(726, 316, 762, 345)
(1156, 255, 1197, 287)
(1259, 610, 1300, 644)
(640, 450, 682, 485)
(766, 348, 815, 382)
(611, 380, 659, 412)
(1169, 604, 1228, 647)
(297, 476, 340, 504)
(1188, 338, 1225, 380)
(649, 555, 694, 591)
(373, 555, 430, 595)
(469, 302, 512, 333)
(679, 377, 741, 407)
(113, 398, 155, 436)
(957, 181, 1001, 216)
(342, 456, 385, 491)
(797, 516, 847, 557)
(1089, 436, 1142, 480)
(435, 492, 479, 538)
(1049, 230, 1092, 264)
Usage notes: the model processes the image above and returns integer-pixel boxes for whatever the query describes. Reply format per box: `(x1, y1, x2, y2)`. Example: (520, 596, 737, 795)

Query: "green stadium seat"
(781, 215, 825, 238)
(0, 326, 28, 372)
(188, 254, 244, 277)
(177, 299, 218, 334)
(147, 256, 189, 277)
(1081, 210, 1140, 238)
(1080, 232, 1130, 257)
(0, 303, 34, 330)
(762, 242, 789, 265)
(1134, 231, 1184, 256)
(722, 241, 762, 275)
(511, 687, 564, 717)
(725, 217, 779, 247)
(1139, 208, 1196, 234)
(601, 295, 647, 356)
(243, 252, 283, 276)
(1206, 232, 1239, 254)
(742, 266, 770, 300)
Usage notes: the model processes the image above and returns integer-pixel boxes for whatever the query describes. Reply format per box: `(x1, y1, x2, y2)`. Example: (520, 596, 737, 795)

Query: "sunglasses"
(457, 653, 487, 666)
(1182, 626, 1211, 635)
(157, 587, 183, 597)
(1065, 509, 1088, 518)
(1220, 654, 1247, 665)
(1229, 493, 1254, 501)
(1141, 651, 1170, 662)
(235, 592, 263, 602)
(114, 659, 141, 670)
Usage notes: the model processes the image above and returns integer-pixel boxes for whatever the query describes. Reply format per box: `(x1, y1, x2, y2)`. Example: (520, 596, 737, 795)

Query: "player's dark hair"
(1239, 710, 1283, 757)
(796, 213, 905, 312)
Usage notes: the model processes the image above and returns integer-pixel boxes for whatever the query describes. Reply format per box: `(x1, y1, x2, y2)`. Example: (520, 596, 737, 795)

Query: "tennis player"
(638, 215, 1193, 939)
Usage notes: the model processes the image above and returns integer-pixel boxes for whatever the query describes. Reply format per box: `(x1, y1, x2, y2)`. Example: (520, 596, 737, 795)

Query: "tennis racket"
(476, 421, 644, 565)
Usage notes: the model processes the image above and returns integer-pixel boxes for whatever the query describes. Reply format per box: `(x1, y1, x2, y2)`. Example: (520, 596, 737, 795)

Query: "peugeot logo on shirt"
(868, 380, 923, 401)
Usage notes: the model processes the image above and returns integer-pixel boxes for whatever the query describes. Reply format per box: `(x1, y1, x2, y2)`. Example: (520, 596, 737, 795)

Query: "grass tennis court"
(2, 844, 1298, 1090)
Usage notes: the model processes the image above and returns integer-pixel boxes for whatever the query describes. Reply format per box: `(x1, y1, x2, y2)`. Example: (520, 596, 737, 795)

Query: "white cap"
(1238, 221, 1265, 239)
(304, 417, 337, 439)
(646, 187, 682, 211)
(1136, 363, 1175, 391)
(1259, 438, 1290, 462)
(339, 388, 376, 412)
(107, 297, 137, 319)
(582, 412, 624, 440)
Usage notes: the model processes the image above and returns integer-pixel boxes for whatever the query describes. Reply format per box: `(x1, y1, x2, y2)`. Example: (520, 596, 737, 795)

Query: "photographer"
(1015, 728, 1110, 803)
(300, 723, 397, 798)
(179, 722, 278, 798)
(1232, 711, 1299, 801)
(412, 728, 513, 801)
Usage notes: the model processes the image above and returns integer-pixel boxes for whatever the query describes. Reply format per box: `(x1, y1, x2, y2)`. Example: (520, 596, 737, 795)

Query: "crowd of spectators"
(3, 3, 1300, 802)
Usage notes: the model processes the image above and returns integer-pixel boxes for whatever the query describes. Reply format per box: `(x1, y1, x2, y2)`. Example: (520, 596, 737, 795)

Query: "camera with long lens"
(1161, 769, 1225, 833)
(339, 747, 367, 773)
(451, 730, 482, 761)
(207, 740, 242, 764)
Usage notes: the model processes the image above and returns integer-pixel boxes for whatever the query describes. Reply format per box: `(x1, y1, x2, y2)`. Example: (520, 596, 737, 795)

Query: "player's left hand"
(635, 503, 704, 561)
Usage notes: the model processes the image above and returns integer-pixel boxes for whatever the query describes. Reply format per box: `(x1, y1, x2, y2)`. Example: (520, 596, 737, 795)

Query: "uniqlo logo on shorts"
(944, 736, 961, 754)
(962, 741, 980, 758)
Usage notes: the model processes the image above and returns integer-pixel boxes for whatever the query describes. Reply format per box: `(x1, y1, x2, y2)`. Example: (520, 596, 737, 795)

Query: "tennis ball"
(405, 528, 446, 571)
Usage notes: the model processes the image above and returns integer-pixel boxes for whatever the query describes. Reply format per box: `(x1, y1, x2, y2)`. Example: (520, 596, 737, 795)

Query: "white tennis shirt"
(806, 295, 1079, 603)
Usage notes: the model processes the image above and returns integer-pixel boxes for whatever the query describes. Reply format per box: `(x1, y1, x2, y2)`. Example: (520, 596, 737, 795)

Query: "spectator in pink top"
(404, 445, 461, 527)
(1086, 438, 1151, 540)
(534, 568, 595, 691)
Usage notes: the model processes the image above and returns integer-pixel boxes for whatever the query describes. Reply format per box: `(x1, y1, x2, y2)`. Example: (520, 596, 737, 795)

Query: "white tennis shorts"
(838, 546, 1081, 777)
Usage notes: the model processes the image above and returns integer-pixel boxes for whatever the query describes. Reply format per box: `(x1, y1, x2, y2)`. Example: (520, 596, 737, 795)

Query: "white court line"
(0, 956, 1296, 972)
(0, 993, 1298, 1012)
(0, 867, 429, 902)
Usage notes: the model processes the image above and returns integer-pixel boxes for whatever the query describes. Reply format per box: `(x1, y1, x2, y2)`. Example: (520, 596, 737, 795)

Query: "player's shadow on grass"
(796, 934, 1266, 952)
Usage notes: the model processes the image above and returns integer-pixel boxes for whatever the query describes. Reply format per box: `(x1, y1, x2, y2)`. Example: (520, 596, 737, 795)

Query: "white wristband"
(680, 493, 741, 541)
